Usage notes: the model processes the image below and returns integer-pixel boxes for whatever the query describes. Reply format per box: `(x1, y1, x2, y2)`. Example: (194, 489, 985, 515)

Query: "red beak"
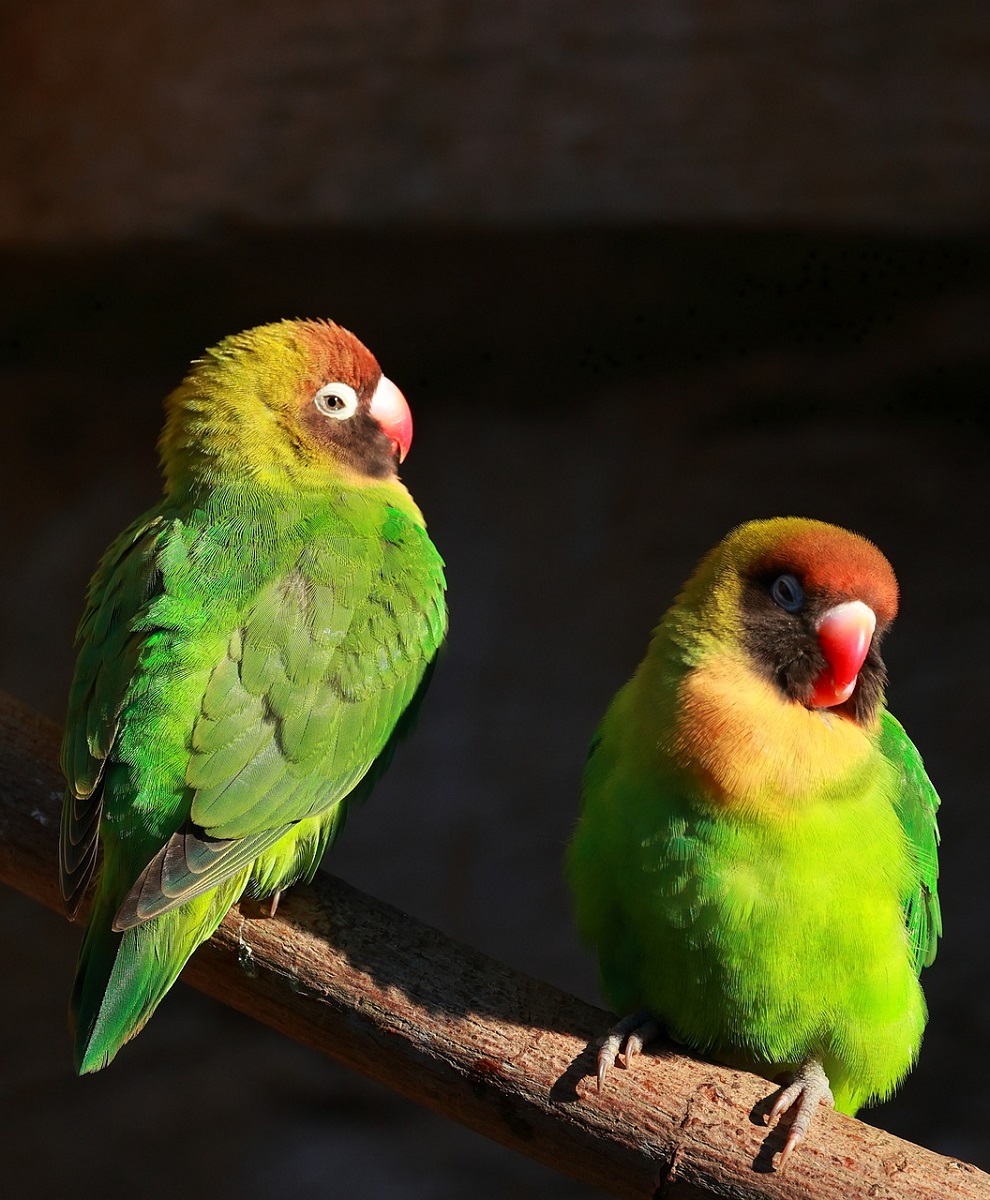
(369, 375, 413, 463)
(808, 600, 876, 709)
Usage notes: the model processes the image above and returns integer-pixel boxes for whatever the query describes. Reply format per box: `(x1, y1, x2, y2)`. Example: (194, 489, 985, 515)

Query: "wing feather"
(59, 514, 169, 914)
(879, 710, 941, 973)
(116, 505, 446, 923)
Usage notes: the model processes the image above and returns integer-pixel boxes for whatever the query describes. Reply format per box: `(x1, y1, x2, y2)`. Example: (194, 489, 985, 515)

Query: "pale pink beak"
(369, 375, 413, 463)
(809, 600, 877, 709)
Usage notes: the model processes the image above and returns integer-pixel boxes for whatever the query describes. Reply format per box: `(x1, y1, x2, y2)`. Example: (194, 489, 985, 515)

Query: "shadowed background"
(1, 3, 988, 1196)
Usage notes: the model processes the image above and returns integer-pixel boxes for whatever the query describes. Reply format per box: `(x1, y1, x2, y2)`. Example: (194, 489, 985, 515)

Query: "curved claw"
(767, 1058, 834, 1169)
(596, 1011, 661, 1090)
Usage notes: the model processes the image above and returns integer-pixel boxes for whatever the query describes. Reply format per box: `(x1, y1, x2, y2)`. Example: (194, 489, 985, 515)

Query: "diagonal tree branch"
(0, 688, 985, 1200)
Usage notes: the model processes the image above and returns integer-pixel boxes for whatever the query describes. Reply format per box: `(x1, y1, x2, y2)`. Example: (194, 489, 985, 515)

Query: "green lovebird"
(59, 319, 447, 1073)
(566, 518, 940, 1165)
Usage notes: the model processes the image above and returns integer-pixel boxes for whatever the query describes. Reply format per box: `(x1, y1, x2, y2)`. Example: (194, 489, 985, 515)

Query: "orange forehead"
(740, 519, 899, 621)
(295, 319, 381, 392)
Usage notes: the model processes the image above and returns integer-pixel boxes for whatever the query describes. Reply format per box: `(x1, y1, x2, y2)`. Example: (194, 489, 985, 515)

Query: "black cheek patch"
(740, 578, 888, 725)
(740, 579, 826, 704)
(302, 405, 398, 479)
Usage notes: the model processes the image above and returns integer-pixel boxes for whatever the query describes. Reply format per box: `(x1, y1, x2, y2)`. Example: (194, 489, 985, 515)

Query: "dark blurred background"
(1, 3, 988, 1196)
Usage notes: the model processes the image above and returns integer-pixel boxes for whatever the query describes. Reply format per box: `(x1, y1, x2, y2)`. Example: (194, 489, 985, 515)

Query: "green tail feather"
(70, 881, 241, 1074)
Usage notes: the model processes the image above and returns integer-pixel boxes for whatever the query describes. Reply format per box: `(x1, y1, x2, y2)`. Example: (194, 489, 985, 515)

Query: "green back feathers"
(64, 487, 445, 913)
(116, 495, 445, 926)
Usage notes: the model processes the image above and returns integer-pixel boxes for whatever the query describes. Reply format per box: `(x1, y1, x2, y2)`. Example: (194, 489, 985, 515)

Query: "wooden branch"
(0, 688, 985, 1200)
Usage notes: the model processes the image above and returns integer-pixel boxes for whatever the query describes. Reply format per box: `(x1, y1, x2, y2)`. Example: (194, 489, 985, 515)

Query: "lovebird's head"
(160, 319, 413, 493)
(672, 517, 899, 727)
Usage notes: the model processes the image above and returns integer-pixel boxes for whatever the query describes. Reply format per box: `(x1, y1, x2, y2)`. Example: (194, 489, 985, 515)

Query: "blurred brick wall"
(2, 0, 989, 241)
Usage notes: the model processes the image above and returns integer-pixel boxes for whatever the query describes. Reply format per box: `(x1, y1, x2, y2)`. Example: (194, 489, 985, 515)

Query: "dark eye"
(770, 573, 804, 613)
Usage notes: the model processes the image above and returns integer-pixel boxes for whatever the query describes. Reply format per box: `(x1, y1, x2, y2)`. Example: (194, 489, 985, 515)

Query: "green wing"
(116, 509, 446, 927)
(878, 709, 941, 973)
(59, 512, 168, 914)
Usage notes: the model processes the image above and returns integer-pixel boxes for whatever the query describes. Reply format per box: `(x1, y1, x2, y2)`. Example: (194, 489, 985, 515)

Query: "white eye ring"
(313, 381, 359, 420)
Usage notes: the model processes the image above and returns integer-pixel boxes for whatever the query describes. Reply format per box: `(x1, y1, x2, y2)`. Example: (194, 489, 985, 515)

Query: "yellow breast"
(669, 654, 877, 817)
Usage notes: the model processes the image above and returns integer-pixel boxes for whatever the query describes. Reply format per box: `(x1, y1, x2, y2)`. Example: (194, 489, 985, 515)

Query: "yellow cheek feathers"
(669, 654, 877, 815)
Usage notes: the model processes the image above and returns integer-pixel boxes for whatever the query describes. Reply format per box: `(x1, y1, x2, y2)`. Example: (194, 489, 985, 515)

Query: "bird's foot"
(766, 1058, 834, 1169)
(596, 1011, 661, 1090)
